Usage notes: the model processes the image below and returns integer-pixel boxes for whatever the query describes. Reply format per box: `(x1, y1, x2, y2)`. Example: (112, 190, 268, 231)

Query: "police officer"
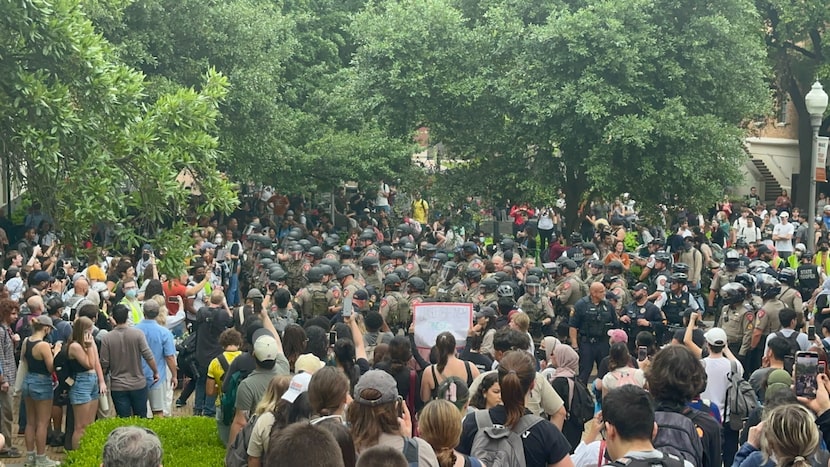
(749, 274, 785, 374)
(708, 249, 745, 325)
(646, 251, 672, 301)
(578, 243, 600, 280)
(457, 241, 484, 272)
(569, 282, 619, 384)
(797, 251, 820, 302)
(406, 276, 427, 310)
(357, 229, 379, 263)
(621, 282, 664, 348)
(656, 273, 698, 341)
(418, 243, 438, 282)
(475, 277, 499, 308)
(517, 275, 554, 342)
(734, 239, 752, 269)
(777, 267, 804, 327)
(293, 266, 330, 321)
(402, 242, 422, 279)
(556, 259, 586, 309)
(361, 256, 384, 291)
(718, 282, 755, 366)
(336, 266, 366, 311)
(379, 274, 408, 334)
(583, 259, 605, 286)
(561, 233, 585, 266)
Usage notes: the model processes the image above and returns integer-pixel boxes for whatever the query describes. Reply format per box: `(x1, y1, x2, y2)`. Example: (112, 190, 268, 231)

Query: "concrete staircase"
(750, 158, 784, 203)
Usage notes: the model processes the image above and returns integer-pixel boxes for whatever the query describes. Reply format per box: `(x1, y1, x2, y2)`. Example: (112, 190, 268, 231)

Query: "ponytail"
(497, 351, 535, 428)
(435, 332, 456, 374)
(435, 447, 457, 467)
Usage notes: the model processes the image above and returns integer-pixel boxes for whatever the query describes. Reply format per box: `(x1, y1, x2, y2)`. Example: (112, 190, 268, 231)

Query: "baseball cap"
(142, 243, 153, 252)
(475, 306, 497, 320)
(824, 205, 830, 212)
(767, 369, 793, 387)
(282, 372, 312, 403)
(632, 282, 648, 292)
(607, 329, 628, 344)
(780, 211, 789, 218)
(353, 289, 369, 301)
(605, 291, 618, 301)
(253, 334, 279, 362)
(704, 327, 727, 346)
(756, 244, 771, 255)
(294, 354, 325, 374)
(247, 288, 264, 299)
(32, 271, 51, 283)
(33, 315, 56, 329)
(354, 370, 398, 406)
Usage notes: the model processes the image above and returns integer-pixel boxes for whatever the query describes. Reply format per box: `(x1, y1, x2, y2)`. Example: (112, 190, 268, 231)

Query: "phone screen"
(342, 297, 353, 317)
(167, 296, 178, 303)
(819, 362, 827, 376)
(638, 346, 648, 361)
(809, 326, 816, 341)
(796, 351, 819, 398)
(328, 331, 337, 347)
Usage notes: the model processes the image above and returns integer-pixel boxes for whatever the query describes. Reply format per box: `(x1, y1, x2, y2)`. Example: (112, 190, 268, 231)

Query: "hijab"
(550, 339, 579, 379)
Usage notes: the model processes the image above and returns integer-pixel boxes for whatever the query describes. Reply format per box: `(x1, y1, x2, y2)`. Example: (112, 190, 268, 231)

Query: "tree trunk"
(788, 78, 812, 210)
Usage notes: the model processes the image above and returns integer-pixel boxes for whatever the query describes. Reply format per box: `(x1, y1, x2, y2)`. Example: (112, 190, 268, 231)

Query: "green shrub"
(64, 416, 225, 467)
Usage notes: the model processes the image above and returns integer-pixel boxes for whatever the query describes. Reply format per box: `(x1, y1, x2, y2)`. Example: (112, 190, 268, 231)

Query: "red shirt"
(162, 280, 187, 316)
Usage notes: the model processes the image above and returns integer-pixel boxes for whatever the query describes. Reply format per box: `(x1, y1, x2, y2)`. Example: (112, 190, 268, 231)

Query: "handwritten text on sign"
(413, 302, 473, 351)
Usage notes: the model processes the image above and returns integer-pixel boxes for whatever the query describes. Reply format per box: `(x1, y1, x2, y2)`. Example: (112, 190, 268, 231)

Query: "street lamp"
(806, 81, 828, 251)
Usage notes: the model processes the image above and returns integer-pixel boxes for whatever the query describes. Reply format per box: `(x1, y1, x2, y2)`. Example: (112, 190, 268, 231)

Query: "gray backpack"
(470, 410, 543, 467)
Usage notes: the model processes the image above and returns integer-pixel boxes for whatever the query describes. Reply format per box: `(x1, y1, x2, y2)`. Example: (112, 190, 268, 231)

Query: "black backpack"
(773, 331, 799, 373)
(550, 375, 595, 425)
(176, 332, 199, 379)
(652, 409, 704, 467)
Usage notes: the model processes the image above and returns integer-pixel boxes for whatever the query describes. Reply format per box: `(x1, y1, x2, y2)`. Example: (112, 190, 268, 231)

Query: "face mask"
(194, 274, 206, 283)
(125, 289, 137, 299)
(142, 253, 150, 261)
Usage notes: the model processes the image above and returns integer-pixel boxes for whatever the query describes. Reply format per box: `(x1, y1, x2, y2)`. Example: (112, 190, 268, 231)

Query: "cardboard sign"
(412, 302, 473, 352)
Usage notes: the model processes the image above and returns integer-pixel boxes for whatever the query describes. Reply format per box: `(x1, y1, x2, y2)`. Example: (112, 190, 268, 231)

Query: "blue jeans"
(227, 273, 240, 306)
(112, 387, 149, 418)
(194, 371, 216, 417)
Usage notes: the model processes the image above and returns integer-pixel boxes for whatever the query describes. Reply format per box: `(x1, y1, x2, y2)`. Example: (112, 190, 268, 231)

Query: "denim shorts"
(69, 371, 100, 405)
(22, 373, 54, 401)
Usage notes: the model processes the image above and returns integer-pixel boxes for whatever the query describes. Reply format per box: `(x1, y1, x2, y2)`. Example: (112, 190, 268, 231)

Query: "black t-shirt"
(195, 306, 232, 367)
(461, 350, 493, 374)
(374, 360, 422, 412)
(458, 406, 570, 467)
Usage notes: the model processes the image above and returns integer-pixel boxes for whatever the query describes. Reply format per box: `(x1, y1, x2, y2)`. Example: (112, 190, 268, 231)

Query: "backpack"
(14, 315, 33, 357)
(653, 409, 704, 467)
(225, 413, 257, 467)
(470, 410, 544, 467)
(52, 343, 73, 405)
(725, 360, 758, 431)
(221, 368, 253, 426)
(609, 368, 640, 389)
(176, 332, 199, 379)
(607, 452, 686, 467)
(774, 330, 800, 373)
(401, 437, 419, 467)
(564, 377, 595, 425)
(311, 286, 329, 317)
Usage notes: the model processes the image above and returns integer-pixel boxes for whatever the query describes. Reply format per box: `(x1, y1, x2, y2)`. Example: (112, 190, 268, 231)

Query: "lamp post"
(806, 81, 828, 252)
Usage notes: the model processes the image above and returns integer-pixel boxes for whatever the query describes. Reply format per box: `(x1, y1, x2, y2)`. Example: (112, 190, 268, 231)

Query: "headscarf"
(818, 278, 830, 298)
(552, 341, 579, 379)
(541, 337, 559, 359)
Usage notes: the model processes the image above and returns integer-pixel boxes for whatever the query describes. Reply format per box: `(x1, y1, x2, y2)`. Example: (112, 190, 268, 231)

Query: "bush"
(64, 416, 225, 466)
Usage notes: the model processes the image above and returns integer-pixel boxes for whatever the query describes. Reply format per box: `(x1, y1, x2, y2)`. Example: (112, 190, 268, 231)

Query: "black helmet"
(778, 267, 796, 285)
(735, 238, 749, 249)
(318, 264, 334, 276)
(560, 259, 578, 272)
(480, 277, 498, 293)
(339, 245, 354, 259)
(497, 283, 514, 298)
(407, 277, 427, 293)
(582, 242, 598, 253)
(670, 272, 688, 285)
(500, 238, 515, 250)
(570, 232, 582, 244)
(269, 269, 287, 282)
(527, 267, 545, 279)
(672, 262, 690, 275)
(379, 245, 394, 259)
(493, 271, 510, 283)
(336, 266, 355, 280)
(756, 273, 781, 299)
(402, 242, 416, 253)
(324, 236, 339, 250)
(383, 273, 402, 288)
(544, 262, 562, 275)
(361, 256, 380, 269)
(804, 251, 815, 260)
(464, 268, 482, 283)
(396, 224, 411, 236)
(259, 249, 275, 259)
(307, 266, 325, 283)
(289, 243, 304, 254)
(735, 273, 756, 293)
(724, 250, 740, 269)
(308, 246, 324, 260)
(259, 258, 274, 268)
(393, 266, 410, 281)
(434, 252, 449, 264)
(359, 229, 375, 241)
(525, 275, 541, 285)
(461, 241, 478, 254)
(720, 282, 747, 305)
(654, 251, 671, 263)
(391, 250, 406, 261)
(298, 239, 312, 251)
(424, 243, 438, 254)
(320, 258, 340, 274)
(286, 229, 302, 241)
(606, 260, 624, 274)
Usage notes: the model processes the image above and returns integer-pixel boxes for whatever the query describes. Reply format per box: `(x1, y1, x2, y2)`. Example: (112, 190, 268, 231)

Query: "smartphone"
(342, 296, 353, 318)
(795, 351, 820, 398)
(638, 346, 648, 361)
(167, 296, 178, 303)
(328, 331, 337, 347)
(396, 395, 404, 418)
(819, 362, 827, 375)
(809, 325, 816, 341)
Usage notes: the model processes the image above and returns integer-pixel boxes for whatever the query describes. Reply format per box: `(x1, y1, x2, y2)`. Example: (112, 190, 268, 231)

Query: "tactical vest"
(386, 291, 409, 326)
(519, 296, 544, 322)
(434, 281, 452, 302)
(582, 301, 615, 338)
(647, 271, 668, 295)
(797, 264, 820, 300)
(309, 284, 329, 318)
(663, 292, 690, 325)
(565, 247, 584, 266)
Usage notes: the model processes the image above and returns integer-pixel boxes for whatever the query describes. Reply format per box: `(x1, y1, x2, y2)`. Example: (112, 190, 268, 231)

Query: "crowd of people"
(3, 184, 830, 466)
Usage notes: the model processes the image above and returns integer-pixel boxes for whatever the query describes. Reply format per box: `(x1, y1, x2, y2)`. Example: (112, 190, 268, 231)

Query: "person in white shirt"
(764, 307, 809, 355)
(375, 180, 390, 213)
(773, 211, 795, 258)
(700, 327, 744, 467)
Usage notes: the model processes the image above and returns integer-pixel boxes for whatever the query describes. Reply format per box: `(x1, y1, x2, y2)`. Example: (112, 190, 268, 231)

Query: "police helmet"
(606, 260, 624, 274)
(525, 275, 541, 286)
(318, 264, 334, 276)
(560, 259, 578, 272)
(602, 274, 619, 284)
(289, 243, 304, 253)
(735, 239, 749, 249)
(748, 260, 768, 274)
(269, 269, 287, 282)
(461, 242, 478, 254)
(480, 277, 499, 293)
(308, 246, 324, 260)
(340, 245, 354, 259)
(724, 250, 740, 268)
(434, 252, 449, 264)
(670, 272, 688, 285)
(804, 251, 815, 260)
(582, 242, 598, 253)
(379, 245, 394, 259)
(442, 260, 458, 272)
(544, 262, 562, 275)
(735, 272, 756, 293)
(497, 283, 514, 298)
(527, 267, 545, 279)
(286, 229, 302, 241)
(493, 271, 510, 283)
(391, 250, 406, 261)
(336, 266, 355, 280)
(320, 258, 340, 274)
(654, 251, 671, 263)
(720, 282, 747, 305)
(672, 262, 690, 275)
(307, 266, 325, 283)
(402, 242, 416, 253)
(298, 239, 312, 251)
(362, 256, 380, 269)
(570, 232, 582, 244)
(778, 267, 796, 286)
(500, 238, 515, 250)
(393, 266, 410, 281)
(424, 243, 438, 254)
(756, 273, 781, 299)
(259, 258, 274, 268)
(259, 249, 276, 259)
(359, 229, 375, 241)
(407, 277, 427, 293)
(383, 273, 402, 288)
(324, 236, 339, 250)
(396, 224, 411, 236)
(464, 268, 482, 283)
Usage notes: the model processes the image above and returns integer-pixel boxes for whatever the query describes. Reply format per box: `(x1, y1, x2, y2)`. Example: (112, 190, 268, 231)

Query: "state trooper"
(379, 245, 395, 275)
(718, 282, 755, 366)
(434, 261, 462, 302)
(645, 251, 672, 301)
(569, 281, 620, 383)
(457, 241, 484, 272)
(418, 243, 438, 282)
(517, 275, 554, 342)
(293, 266, 330, 321)
(361, 256, 384, 291)
(797, 251, 820, 302)
(576, 242, 600, 281)
(556, 259, 586, 309)
(749, 274, 786, 374)
(357, 229, 380, 263)
(582, 259, 605, 286)
(708, 249, 745, 325)
(655, 272, 698, 341)
(561, 233, 585, 265)
(379, 274, 408, 334)
(777, 267, 804, 328)
(474, 277, 499, 309)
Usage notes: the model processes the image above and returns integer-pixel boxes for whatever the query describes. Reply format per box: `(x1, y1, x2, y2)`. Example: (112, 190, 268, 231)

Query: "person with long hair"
(420, 399, 483, 467)
(247, 374, 302, 467)
(20, 316, 62, 467)
(600, 342, 645, 398)
(66, 317, 106, 449)
(347, 370, 439, 465)
(458, 351, 573, 467)
(282, 324, 308, 373)
(309, 367, 356, 467)
(421, 332, 479, 403)
(735, 404, 821, 467)
(468, 373, 500, 410)
(334, 315, 370, 393)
